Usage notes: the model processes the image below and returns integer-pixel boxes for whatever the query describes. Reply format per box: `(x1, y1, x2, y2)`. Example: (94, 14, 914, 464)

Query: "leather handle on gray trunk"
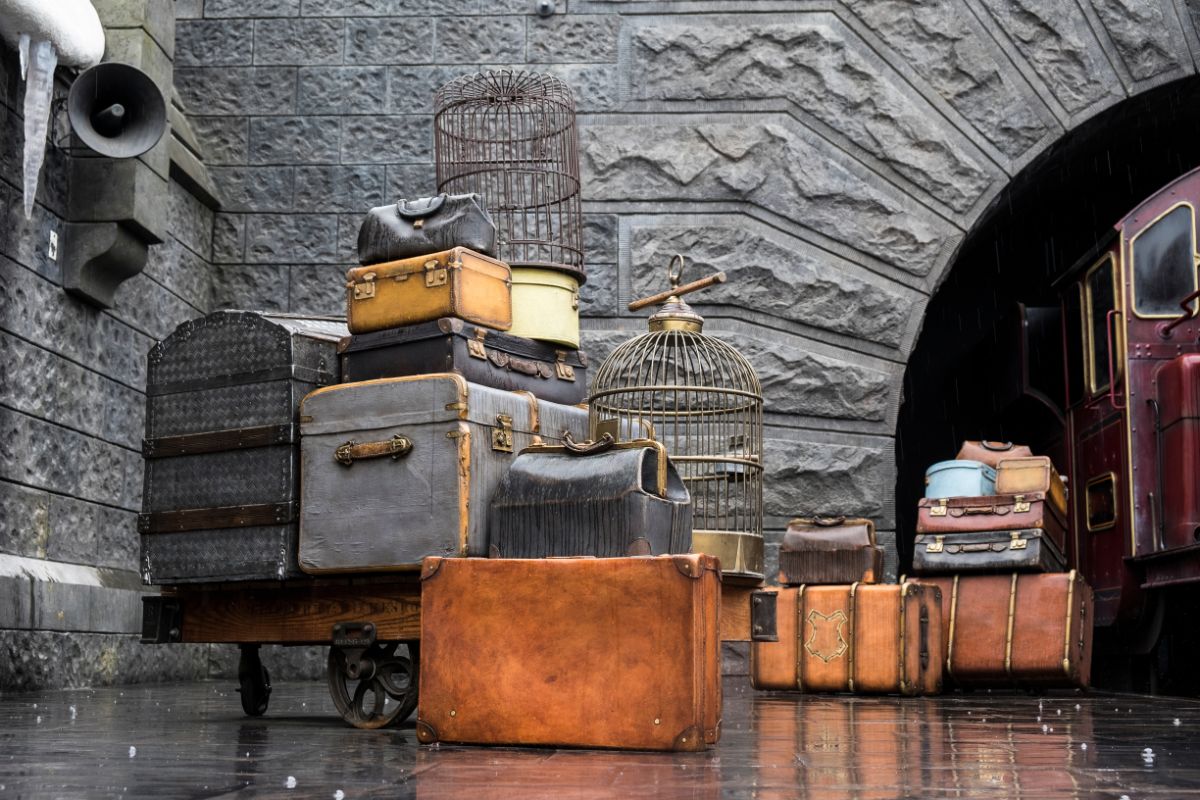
(334, 434, 413, 466)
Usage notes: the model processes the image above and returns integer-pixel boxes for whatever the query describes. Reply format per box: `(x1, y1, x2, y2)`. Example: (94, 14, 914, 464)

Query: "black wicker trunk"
(140, 311, 346, 584)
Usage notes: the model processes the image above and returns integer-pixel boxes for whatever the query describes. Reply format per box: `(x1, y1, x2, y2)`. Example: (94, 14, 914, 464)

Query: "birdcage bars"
(588, 259, 765, 579)
(434, 70, 585, 282)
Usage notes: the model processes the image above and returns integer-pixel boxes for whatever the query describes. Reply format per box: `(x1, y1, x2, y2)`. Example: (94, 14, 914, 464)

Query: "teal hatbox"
(924, 459, 997, 498)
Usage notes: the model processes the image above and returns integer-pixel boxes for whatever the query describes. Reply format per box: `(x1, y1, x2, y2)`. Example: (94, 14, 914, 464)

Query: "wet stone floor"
(0, 677, 1197, 799)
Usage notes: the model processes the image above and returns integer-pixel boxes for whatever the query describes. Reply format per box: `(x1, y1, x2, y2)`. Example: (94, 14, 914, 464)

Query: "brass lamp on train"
(588, 256, 765, 583)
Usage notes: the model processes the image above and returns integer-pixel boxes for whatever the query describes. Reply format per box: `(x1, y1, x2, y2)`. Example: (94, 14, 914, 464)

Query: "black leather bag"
(488, 435, 693, 559)
(357, 193, 497, 265)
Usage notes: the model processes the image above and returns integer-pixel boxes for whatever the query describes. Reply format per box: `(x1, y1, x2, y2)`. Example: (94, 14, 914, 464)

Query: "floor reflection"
(0, 678, 1197, 799)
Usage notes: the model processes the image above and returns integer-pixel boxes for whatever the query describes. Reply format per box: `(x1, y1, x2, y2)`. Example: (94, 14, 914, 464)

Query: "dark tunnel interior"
(895, 77, 1200, 691)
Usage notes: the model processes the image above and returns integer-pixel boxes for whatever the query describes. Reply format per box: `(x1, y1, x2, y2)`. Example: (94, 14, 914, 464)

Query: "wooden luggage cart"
(143, 575, 422, 730)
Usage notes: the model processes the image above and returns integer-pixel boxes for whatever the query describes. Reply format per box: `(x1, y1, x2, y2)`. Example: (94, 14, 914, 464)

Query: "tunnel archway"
(896, 75, 1200, 580)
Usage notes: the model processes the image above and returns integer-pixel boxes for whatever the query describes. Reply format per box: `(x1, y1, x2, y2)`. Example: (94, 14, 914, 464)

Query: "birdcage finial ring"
(668, 254, 685, 288)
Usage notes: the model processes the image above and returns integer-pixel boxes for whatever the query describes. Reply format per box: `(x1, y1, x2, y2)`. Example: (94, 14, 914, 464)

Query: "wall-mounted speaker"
(67, 62, 166, 159)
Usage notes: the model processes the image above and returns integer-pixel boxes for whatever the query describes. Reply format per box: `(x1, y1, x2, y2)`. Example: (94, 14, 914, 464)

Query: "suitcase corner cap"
(415, 720, 438, 744)
(672, 554, 702, 579)
(420, 557, 444, 581)
(673, 725, 704, 751)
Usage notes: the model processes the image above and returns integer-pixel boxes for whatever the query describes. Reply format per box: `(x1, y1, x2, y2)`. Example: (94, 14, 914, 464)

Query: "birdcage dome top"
(591, 328, 762, 403)
(435, 70, 575, 122)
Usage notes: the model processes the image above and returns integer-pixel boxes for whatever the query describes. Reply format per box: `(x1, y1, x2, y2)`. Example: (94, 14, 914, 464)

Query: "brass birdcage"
(433, 70, 585, 283)
(588, 256, 765, 583)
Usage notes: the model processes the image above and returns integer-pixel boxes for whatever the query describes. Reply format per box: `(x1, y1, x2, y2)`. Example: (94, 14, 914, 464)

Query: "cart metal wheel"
(237, 644, 272, 717)
(327, 640, 419, 730)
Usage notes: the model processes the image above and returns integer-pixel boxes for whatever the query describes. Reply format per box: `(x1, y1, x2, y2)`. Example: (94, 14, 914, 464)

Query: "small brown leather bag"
(955, 440, 1034, 468)
(778, 517, 883, 585)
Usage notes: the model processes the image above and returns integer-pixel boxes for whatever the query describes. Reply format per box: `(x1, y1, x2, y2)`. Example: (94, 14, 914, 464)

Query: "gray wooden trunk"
(140, 311, 346, 584)
(299, 374, 589, 572)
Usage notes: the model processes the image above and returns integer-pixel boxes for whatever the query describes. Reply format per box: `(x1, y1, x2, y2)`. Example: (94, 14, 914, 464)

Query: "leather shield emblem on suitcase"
(416, 555, 722, 751)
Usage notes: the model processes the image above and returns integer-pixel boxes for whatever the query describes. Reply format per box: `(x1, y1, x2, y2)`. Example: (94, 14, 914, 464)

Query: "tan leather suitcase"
(955, 440, 1033, 468)
(995, 456, 1068, 517)
(345, 247, 512, 334)
(916, 492, 1066, 556)
(909, 571, 1093, 687)
(417, 555, 721, 751)
(750, 583, 943, 695)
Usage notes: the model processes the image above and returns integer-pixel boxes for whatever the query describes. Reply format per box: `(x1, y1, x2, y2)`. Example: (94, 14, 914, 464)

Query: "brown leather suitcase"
(417, 555, 721, 751)
(995, 455, 1068, 517)
(778, 517, 883, 585)
(916, 492, 1066, 555)
(345, 247, 512, 334)
(750, 583, 943, 695)
(909, 571, 1093, 687)
(955, 440, 1033, 468)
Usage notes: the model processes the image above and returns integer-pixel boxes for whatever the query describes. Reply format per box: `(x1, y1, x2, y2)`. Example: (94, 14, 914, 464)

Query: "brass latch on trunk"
(929, 499, 948, 517)
(425, 259, 448, 288)
(926, 536, 944, 553)
(468, 329, 487, 359)
(492, 414, 514, 453)
(1009, 532, 1027, 550)
(554, 351, 576, 381)
(1013, 494, 1031, 513)
(352, 271, 377, 300)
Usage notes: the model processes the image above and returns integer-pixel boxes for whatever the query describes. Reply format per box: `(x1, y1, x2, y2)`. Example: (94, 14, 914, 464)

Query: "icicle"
(18, 33, 29, 79)
(21, 39, 57, 219)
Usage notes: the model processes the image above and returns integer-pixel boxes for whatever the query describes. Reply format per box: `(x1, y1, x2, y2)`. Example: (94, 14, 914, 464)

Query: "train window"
(1085, 256, 1119, 394)
(1064, 286, 1085, 407)
(1086, 473, 1117, 531)
(1131, 204, 1197, 317)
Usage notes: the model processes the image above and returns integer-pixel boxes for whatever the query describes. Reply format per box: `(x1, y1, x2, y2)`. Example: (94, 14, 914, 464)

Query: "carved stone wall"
(179, 0, 1200, 585)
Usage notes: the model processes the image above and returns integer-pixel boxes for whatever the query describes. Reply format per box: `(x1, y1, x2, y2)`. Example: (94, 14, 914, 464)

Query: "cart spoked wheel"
(237, 644, 272, 717)
(327, 640, 419, 729)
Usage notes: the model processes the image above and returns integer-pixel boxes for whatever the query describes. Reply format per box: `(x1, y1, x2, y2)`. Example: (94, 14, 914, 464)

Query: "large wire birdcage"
(588, 256, 765, 583)
(434, 70, 585, 283)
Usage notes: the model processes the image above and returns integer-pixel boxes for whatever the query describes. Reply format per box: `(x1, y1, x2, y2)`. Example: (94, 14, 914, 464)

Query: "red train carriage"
(1055, 166, 1200, 636)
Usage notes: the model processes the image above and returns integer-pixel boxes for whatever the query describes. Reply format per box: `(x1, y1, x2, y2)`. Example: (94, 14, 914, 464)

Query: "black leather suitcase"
(338, 317, 588, 405)
(140, 311, 346, 583)
(488, 436, 693, 558)
(911, 528, 1067, 575)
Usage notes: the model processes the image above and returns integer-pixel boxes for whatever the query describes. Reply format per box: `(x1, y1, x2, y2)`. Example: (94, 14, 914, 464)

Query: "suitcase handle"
(808, 516, 848, 527)
(561, 431, 616, 455)
(334, 434, 413, 466)
(980, 440, 1015, 452)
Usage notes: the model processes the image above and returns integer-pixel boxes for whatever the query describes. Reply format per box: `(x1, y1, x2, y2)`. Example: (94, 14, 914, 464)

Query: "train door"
(1064, 250, 1133, 626)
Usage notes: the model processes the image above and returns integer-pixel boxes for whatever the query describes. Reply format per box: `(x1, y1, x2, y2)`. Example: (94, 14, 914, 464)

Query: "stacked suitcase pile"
(749, 517, 945, 695)
(907, 441, 1094, 688)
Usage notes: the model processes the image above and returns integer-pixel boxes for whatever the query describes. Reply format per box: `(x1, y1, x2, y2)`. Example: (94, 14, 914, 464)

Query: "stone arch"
(576, 0, 1200, 578)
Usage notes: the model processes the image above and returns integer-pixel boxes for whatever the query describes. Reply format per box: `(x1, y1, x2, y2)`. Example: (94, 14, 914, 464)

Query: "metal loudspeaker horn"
(67, 62, 167, 159)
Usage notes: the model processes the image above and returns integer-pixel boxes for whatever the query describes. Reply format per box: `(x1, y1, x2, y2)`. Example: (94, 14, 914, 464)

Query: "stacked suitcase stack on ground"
(749, 517, 945, 696)
(907, 441, 1094, 688)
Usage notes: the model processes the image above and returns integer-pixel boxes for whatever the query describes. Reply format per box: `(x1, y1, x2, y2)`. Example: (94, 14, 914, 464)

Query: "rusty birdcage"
(588, 255, 765, 583)
(434, 70, 585, 283)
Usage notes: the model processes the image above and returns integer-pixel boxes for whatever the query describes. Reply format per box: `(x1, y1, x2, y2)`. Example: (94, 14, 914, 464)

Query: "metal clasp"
(492, 414, 514, 453)
(353, 271, 377, 300)
(468, 329, 487, 359)
(425, 259, 448, 288)
(1013, 494, 1031, 513)
(929, 499, 948, 517)
(1009, 531, 1028, 550)
(926, 536, 944, 553)
(554, 351, 576, 381)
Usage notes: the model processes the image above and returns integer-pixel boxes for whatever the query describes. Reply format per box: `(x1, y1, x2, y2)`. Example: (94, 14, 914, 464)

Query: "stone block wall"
(179, 0, 1200, 585)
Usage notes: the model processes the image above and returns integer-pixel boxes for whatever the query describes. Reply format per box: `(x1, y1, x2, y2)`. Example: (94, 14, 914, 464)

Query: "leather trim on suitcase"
(139, 501, 297, 533)
(142, 424, 296, 458)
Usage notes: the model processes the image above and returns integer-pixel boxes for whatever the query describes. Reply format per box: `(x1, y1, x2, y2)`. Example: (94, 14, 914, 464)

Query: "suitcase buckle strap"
(491, 414, 515, 453)
(334, 434, 413, 466)
(1009, 532, 1028, 549)
(925, 536, 944, 553)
